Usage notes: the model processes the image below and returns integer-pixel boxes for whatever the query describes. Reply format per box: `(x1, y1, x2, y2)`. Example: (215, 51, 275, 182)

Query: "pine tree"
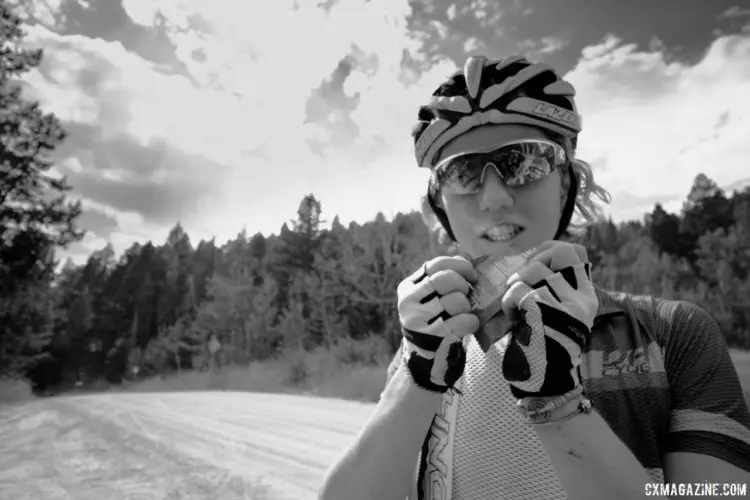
(0, 2, 83, 378)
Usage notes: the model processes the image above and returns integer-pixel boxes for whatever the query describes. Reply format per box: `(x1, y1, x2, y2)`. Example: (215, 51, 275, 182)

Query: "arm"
(500, 243, 663, 499)
(661, 302, 750, 491)
(318, 255, 477, 500)
(317, 352, 439, 500)
(533, 300, 750, 499)
(534, 405, 662, 499)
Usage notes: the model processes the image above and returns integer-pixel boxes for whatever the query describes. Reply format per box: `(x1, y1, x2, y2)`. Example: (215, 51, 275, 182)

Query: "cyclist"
(318, 55, 750, 499)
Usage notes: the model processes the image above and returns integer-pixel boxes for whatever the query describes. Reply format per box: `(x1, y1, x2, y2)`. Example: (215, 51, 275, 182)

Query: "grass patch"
(12, 344, 746, 407)
(126, 345, 750, 406)
(126, 336, 391, 403)
(0, 378, 34, 407)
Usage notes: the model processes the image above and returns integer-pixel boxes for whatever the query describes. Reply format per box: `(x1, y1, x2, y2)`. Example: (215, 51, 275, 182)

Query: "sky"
(9, 0, 750, 264)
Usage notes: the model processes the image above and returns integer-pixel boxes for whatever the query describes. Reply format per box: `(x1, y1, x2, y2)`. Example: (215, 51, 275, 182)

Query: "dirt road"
(0, 392, 376, 500)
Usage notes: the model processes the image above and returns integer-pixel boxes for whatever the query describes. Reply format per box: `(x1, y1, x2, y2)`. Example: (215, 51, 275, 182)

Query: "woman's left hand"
(499, 241, 599, 401)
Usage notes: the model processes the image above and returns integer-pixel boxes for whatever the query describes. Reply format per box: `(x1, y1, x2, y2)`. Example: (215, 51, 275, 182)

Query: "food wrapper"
(467, 250, 535, 352)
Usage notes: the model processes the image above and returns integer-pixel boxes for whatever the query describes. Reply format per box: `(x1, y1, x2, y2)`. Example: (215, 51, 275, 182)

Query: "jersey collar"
(594, 286, 626, 325)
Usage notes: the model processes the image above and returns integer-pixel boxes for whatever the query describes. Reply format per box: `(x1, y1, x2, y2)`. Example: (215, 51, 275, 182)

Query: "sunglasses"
(431, 139, 568, 196)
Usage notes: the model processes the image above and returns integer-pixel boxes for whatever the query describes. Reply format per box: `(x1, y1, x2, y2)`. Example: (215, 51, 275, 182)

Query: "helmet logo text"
(531, 103, 577, 127)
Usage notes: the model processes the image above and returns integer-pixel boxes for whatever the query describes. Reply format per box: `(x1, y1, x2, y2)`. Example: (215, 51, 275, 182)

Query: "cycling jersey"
(384, 287, 750, 499)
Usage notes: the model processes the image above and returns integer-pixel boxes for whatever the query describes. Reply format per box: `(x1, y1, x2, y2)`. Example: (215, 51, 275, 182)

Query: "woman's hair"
(564, 158, 612, 234)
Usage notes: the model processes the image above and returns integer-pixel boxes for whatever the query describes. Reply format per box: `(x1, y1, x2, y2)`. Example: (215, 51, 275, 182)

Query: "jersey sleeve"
(661, 300, 750, 472)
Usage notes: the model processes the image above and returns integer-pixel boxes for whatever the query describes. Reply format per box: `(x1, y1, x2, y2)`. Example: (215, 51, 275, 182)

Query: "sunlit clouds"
(12, 0, 750, 262)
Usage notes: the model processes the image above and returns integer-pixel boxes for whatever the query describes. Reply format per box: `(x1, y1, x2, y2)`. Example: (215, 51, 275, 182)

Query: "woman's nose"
(478, 166, 514, 211)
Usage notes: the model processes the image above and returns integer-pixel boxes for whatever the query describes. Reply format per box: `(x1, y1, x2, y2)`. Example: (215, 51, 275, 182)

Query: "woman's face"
(436, 124, 564, 259)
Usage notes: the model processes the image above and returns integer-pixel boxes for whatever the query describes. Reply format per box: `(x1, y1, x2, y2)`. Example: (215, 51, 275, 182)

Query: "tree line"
(1, 0, 749, 394)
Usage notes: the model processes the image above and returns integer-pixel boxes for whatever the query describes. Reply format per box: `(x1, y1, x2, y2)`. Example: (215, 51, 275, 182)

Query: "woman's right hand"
(397, 256, 480, 393)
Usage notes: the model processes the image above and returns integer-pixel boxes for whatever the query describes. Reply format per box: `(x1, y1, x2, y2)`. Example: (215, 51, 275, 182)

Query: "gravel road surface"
(0, 392, 375, 500)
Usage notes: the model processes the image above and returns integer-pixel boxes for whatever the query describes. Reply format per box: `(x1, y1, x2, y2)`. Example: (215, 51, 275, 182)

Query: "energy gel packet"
(467, 249, 535, 352)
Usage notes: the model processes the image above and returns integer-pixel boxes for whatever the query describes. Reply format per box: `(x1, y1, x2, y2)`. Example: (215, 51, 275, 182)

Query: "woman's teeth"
(484, 224, 523, 242)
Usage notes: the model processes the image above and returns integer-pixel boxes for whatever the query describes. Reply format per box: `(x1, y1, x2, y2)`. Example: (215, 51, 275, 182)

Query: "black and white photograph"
(1, 0, 749, 498)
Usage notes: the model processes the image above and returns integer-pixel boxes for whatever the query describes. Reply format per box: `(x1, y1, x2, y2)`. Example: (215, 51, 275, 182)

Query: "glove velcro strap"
(505, 334, 583, 399)
(536, 301, 588, 347)
(402, 326, 445, 352)
(406, 367, 464, 395)
(504, 298, 591, 399)
(404, 336, 466, 394)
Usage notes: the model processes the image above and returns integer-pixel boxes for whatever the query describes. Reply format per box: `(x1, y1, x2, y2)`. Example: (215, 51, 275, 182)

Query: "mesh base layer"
(452, 337, 569, 499)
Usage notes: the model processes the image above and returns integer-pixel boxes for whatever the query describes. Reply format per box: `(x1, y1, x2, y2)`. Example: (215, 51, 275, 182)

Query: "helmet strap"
(554, 166, 578, 240)
(427, 188, 457, 242)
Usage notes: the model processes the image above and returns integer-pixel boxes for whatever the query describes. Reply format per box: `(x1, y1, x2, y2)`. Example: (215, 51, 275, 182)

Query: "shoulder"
(595, 287, 716, 347)
(596, 287, 701, 319)
(596, 289, 742, 396)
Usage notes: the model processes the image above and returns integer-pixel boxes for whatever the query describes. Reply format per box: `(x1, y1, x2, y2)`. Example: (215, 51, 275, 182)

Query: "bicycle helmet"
(412, 55, 582, 240)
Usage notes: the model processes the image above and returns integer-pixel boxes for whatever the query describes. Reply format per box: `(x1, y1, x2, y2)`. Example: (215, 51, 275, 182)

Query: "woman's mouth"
(480, 223, 525, 243)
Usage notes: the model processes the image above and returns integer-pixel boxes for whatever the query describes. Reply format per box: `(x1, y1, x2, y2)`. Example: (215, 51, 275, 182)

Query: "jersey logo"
(421, 388, 460, 500)
(582, 342, 666, 380)
(602, 347, 651, 376)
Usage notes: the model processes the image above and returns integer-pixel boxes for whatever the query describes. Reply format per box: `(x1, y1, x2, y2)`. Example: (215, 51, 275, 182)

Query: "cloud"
(8, 0, 65, 30)
(721, 6, 750, 19)
(519, 36, 567, 58)
(59, 136, 227, 226)
(19, 0, 458, 263)
(18, 0, 750, 266)
(76, 204, 120, 237)
(459, 0, 502, 27)
(21, 27, 244, 247)
(538, 37, 566, 54)
(565, 33, 750, 218)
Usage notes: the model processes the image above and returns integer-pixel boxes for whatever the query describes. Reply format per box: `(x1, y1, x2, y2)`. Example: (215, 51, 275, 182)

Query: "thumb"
(501, 281, 533, 321)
